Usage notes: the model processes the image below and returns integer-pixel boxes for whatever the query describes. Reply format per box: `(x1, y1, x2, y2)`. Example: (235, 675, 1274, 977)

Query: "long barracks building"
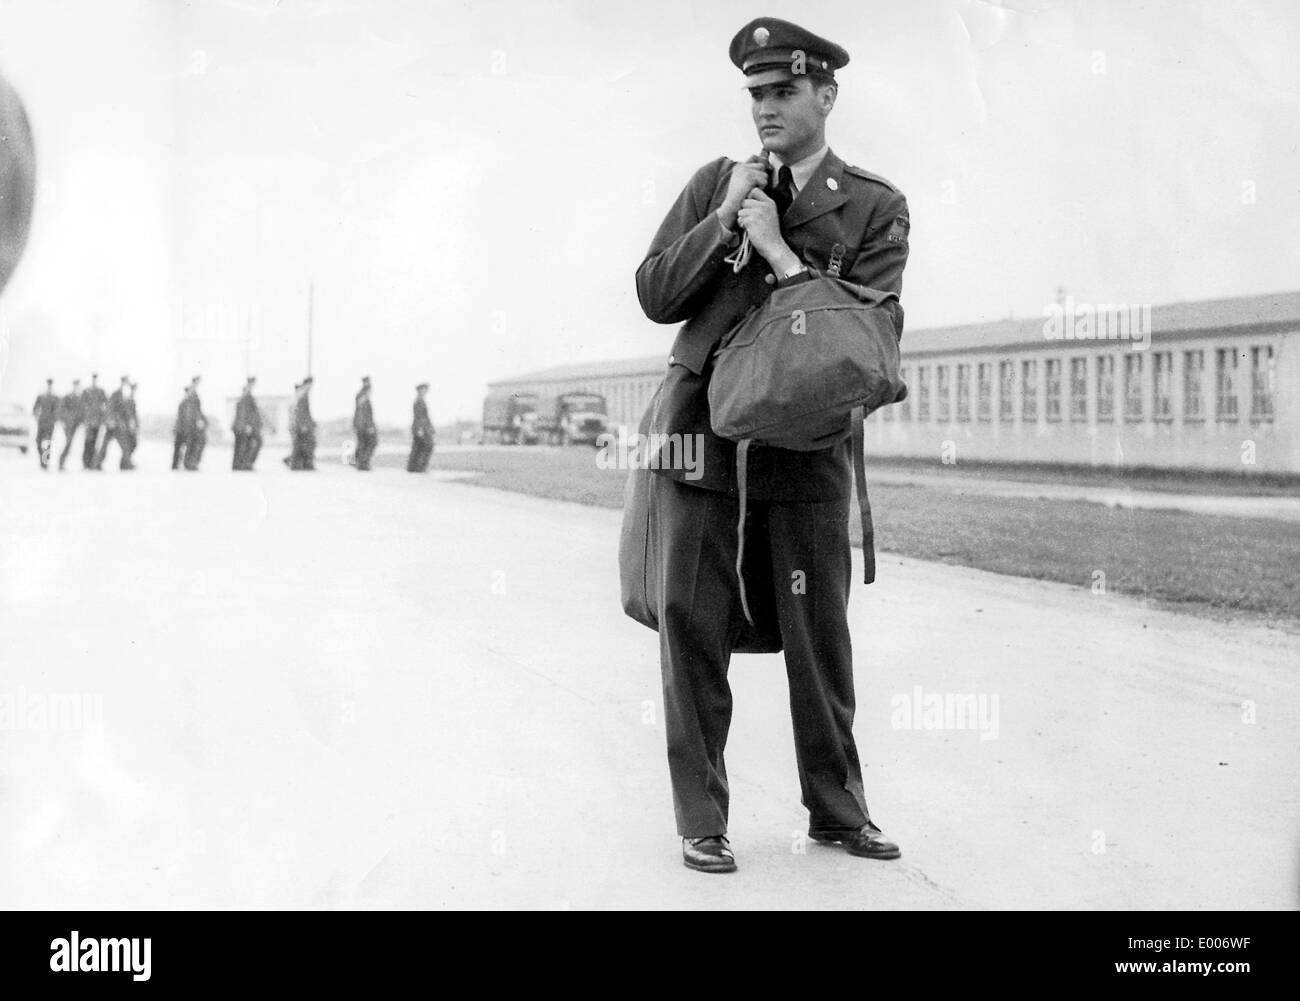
(487, 290, 1297, 474)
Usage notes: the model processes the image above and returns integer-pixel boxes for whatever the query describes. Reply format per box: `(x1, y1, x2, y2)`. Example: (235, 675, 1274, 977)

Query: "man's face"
(749, 77, 833, 159)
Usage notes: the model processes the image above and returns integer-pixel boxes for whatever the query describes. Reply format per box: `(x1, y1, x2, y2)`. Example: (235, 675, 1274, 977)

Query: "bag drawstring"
(734, 407, 874, 631)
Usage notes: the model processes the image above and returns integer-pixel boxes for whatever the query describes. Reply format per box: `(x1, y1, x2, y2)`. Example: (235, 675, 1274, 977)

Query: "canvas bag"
(618, 381, 783, 653)
(707, 273, 907, 626)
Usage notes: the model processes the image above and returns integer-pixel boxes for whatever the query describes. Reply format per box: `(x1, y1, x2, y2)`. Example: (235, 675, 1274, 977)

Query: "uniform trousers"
(652, 472, 872, 839)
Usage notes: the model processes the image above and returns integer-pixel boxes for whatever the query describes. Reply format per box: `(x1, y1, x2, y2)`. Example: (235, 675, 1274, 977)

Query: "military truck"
(535, 391, 609, 446)
(481, 389, 539, 445)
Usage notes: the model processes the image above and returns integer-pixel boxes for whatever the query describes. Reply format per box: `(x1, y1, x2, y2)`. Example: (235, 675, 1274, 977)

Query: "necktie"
(770, 164, 795, 216)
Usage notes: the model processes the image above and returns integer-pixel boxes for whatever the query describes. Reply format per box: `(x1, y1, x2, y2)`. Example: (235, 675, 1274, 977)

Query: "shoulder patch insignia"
(887, 215, 910, 244)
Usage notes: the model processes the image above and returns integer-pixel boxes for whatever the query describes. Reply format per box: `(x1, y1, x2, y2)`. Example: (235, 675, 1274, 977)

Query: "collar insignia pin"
(826, 177, 838, 191)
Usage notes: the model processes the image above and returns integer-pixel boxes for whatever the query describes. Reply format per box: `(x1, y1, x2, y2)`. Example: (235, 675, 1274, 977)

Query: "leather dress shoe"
(810, 821, 901, 860)
(682, 835, 737, 873)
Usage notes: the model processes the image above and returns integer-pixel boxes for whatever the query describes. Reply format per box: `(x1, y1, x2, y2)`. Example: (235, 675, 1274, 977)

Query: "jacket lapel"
(782, 148, 848, 231)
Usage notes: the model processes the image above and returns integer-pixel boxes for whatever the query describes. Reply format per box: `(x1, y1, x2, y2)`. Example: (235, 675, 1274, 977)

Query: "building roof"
(488, 289, 1300, 385)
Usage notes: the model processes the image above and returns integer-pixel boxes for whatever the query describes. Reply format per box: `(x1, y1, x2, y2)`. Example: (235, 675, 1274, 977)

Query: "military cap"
(302, 376, 314, 385)
(729, 17, 849, 88)
(361, 375, 371, 385)
(246, 375, 257, 384)
(416, 382, 429, 390)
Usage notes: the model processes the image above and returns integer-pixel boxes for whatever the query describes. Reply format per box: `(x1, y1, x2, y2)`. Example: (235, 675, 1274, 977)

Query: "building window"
(1250, 345, 1275, 423)
(1153, 351, 1173, 422)
(898, 367, 912, 421)
(977, 363, 992, 422)
(998, 361, 1014, 422)
(1096, 355, 1115, 422)
(936, 365, 951, 422)
(917, 366, 931, 422)
(1216, 348, 1238, 422)
(1183, 350, 1204, 422)
(1124, 354, 1143, 422)
(1021, 359, 1038, 422)
(956, 363, 971, 422)
(1069, 358, 1088, 422)
(1045, 358, 1062, 422)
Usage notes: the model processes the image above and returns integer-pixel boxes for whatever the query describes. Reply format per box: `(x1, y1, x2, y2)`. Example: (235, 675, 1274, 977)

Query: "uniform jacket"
(59, 391, 84, 425)
(234, 391, 262, 432)
(175, 393, 205, 435)
(33, 391, 58, 425)
(106, 388, 130, 429)
(82, 386, 108, 426)
(412, 398, 433, 436)
(293, 395, 315, 434)
(123, 396, 138, 432)
(635, 148, 909, 499)
(353, 395, 376, 434)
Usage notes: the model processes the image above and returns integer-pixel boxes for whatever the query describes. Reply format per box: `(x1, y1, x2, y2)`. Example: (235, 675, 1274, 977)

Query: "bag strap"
(735, 438, 755, 628)
(852, 406, 875, 585)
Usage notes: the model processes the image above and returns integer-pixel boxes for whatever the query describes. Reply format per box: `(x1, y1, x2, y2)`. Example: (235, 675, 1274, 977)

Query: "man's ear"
(820, 83, 838, 117)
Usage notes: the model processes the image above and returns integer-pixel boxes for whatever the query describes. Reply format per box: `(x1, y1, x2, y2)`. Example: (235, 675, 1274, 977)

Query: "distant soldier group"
(33, 373, 437, 473)
(33, 373, 139, 471)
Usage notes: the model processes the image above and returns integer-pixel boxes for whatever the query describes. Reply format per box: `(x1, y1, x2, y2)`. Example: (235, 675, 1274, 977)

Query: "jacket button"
(764, 273, 776, 285)
(668, 354, 675, 365)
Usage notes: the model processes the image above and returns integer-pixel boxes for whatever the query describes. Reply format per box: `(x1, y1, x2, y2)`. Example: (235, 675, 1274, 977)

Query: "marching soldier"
(95, 375, 131, 469)
(286, 377, 317, 470)
(407, 382, 434, 472)
(232, 376, 263, 470)
(81, 372, 108, 469)
(352, 376, 378, 471)
(32, 377, 57, 468)
(172, 377, 206, 470)
(636, 17, 911, 872)
(57, 378, 83, 471)
(120, 381, 139, 469)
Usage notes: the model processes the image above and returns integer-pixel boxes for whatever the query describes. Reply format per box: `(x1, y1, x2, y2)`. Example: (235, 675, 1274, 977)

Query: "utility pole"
(306, 279, 314, 377)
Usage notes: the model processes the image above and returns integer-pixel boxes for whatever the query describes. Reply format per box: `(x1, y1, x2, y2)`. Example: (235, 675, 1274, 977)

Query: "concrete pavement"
(1, 441, 1296, 909)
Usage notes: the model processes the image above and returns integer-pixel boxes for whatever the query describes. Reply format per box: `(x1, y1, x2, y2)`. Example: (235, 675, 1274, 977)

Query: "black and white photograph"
(0, 0, 1296, 956)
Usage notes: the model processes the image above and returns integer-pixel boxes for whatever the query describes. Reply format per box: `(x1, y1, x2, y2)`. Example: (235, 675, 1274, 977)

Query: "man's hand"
(737, 188, 801, 272)
(715, 155, 771, 230)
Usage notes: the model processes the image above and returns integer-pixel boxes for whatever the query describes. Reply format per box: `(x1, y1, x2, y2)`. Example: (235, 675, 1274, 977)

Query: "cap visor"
(743, 67, 798, 88)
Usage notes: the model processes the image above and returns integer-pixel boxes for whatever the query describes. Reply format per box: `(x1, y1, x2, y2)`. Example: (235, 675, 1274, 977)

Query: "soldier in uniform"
(121, 381, 139, 470)
(232, 376, 262, 471)
(172, 377, 206, 470)
(95, 375, 131, 469)
(32, 377, 58, 468)
(407, 382, 434, 472)
(286, 377, 317, 470)
(81, 372, 108, 469)
(636, 18, 910, 873)
(57, 378, 83, 471)
(352, 376, 378, 471)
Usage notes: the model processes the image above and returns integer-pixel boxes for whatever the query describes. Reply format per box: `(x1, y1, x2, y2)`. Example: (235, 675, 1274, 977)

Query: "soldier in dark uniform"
(407, 382, 434, 472)
(81, 372, 108, 469)
(636, 18, 911, 873)
(285, 377, 316, 470)
(95, 375, 131, 469)
(57, 378, 83, 471)
(120, 381, 139, 470)
(352, 376, 378, 471)
(232, 376, 262, 471)
(172, 377, 206, 470)
(32, 377, 58, 468)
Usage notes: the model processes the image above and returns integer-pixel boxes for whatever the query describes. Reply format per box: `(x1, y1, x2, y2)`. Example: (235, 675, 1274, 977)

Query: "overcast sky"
(0, 0, 1297, 422)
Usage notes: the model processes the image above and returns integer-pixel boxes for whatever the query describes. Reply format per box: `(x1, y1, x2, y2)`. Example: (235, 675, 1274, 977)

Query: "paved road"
(1, 441, 1296, 909)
